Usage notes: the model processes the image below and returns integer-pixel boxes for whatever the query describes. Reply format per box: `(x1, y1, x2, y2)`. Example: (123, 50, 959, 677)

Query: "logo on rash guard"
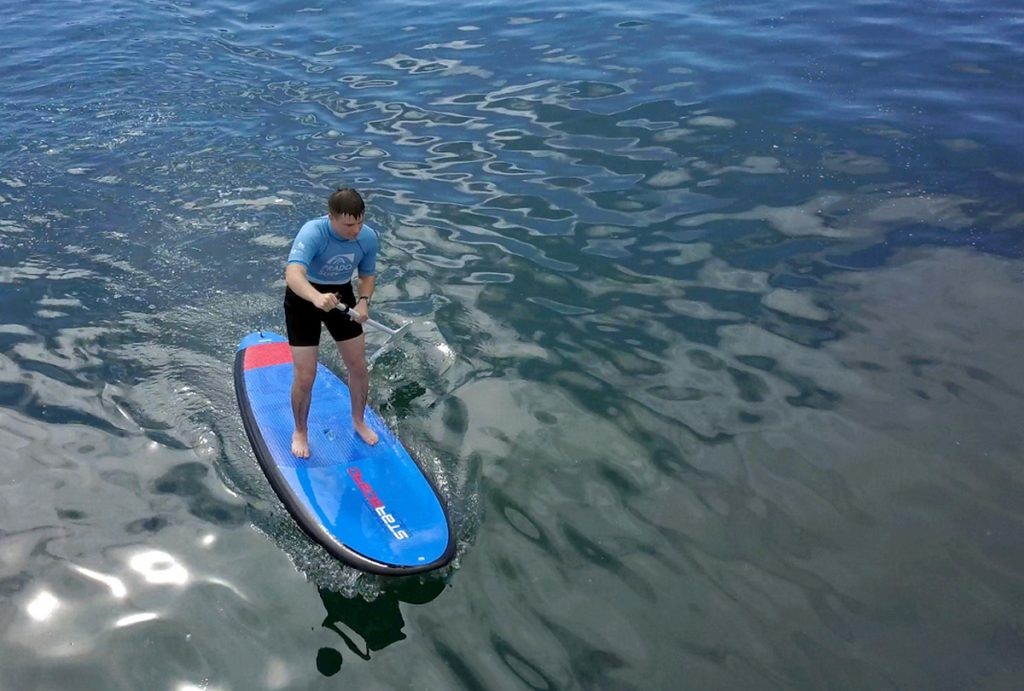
(320, 253, 355, 280)
(347, 468, 409, 540)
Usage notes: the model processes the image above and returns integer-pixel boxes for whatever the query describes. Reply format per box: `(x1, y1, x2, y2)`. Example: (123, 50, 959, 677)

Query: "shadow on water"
(314, 577, 447, 676)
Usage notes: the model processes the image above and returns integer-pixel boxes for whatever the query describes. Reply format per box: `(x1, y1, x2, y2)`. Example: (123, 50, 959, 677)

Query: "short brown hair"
(328, 188, 365, 218)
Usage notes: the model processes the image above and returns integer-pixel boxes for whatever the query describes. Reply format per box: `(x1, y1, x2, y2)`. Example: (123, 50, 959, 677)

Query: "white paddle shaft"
(338, 305, 400, 336)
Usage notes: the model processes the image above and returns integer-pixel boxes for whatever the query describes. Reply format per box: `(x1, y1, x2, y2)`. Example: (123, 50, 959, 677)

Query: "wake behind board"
(233, 331, 454, 575)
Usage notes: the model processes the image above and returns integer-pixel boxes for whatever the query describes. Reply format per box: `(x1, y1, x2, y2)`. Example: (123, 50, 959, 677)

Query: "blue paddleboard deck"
(233, 331, 454, 574)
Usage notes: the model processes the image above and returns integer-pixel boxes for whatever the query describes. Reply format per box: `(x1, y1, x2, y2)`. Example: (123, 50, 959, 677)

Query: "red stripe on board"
(244, 342, 293, 370)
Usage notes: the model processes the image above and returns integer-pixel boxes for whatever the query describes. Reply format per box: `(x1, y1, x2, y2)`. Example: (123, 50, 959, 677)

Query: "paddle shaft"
(334, 304, 414, 367)
(338, 305, 401, 336)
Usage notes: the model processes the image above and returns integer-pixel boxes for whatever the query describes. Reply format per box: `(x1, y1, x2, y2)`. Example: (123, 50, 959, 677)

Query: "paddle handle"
(339, 305, 399, 336)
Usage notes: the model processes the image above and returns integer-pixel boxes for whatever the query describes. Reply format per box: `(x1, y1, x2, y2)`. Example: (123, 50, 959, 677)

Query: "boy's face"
(329, 212, 364, 240)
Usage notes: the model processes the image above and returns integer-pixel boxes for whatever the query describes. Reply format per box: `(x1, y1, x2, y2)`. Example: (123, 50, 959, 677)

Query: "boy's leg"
(337, 335, 378, 445)
(290, 345, 318, 457)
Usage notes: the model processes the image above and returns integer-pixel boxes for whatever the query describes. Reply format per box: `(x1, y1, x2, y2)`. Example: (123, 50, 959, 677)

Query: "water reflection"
(114, 612, 160, 628)
(25, 591, 60, 622)
(152, 462, 248, 527)
(128, 550, 189, 586)
(72, 565, 128, 599)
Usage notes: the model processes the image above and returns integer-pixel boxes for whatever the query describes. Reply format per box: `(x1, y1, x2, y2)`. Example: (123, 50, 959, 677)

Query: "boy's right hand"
(313, 292, 340, 312)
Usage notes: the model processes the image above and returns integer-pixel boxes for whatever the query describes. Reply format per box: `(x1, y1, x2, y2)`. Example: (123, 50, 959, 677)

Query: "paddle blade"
(367, 322, 413, 367)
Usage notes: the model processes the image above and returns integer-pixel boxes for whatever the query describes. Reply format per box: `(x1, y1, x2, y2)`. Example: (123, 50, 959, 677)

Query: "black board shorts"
(283, 281, 363, 346)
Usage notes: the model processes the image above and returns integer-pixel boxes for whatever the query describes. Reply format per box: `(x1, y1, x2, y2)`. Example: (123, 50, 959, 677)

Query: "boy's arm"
(353, 273, 376, 319)
(285, 263, 338, 311)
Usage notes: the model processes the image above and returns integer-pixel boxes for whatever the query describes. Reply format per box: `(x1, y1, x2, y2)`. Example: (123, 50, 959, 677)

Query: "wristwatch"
(357, 296, 371, 306)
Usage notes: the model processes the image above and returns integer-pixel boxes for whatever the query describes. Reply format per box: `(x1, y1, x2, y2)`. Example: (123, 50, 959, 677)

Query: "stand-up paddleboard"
(234, 331, 454, 575)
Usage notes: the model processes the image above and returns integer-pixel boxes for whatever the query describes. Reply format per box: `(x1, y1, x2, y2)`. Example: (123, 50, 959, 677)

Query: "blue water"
(1, 0, 1023, 688)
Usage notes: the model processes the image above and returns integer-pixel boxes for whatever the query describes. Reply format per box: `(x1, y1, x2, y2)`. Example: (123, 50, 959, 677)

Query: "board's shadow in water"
(314, 578, 446, 676)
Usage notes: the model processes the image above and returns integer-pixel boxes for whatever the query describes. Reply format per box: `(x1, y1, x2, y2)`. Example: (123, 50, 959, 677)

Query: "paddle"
(338, 305, 410, 338)
(337, 305, 412, 366)
(335, 304, 456, 374)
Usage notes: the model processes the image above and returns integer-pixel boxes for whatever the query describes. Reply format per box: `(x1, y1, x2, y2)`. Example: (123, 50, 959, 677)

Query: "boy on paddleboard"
(284, 188, 379, 456)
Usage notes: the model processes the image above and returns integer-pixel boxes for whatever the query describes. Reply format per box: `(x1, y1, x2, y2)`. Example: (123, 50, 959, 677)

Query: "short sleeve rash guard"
(286, 216, 379, 284)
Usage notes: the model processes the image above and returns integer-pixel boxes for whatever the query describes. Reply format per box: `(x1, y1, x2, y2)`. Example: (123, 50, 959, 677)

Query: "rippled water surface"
(2, 0, 1023, 688)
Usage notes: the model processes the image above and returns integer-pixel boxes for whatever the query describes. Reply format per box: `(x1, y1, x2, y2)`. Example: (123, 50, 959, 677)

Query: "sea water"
(1, 0, 1022, 688)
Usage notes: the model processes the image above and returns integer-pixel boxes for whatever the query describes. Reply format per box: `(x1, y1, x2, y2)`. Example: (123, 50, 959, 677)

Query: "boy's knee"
(293, 367, 317, 390)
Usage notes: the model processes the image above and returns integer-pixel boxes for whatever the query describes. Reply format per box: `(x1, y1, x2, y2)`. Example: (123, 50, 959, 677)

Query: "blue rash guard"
(286, 216, 379, 284)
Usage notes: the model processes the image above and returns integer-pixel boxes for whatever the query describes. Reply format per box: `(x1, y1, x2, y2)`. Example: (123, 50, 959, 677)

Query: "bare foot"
(291, 431, 311, 458)
(353, 420, 379, 446)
